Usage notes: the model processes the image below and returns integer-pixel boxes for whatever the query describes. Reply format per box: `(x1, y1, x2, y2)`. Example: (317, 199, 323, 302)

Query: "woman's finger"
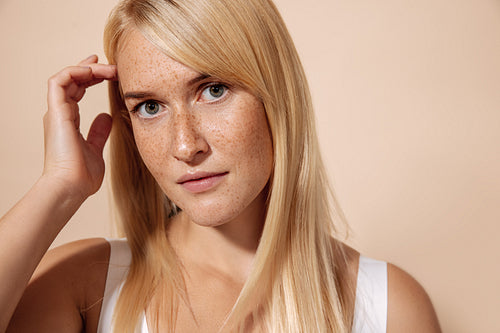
(87, 113, 113, 154)
(86, 63, 117, 81)
(47, 66, 93, 111)
(50, 64, 116, 90)
(47, 64, 116, 109)
(78, 54, 98, 66)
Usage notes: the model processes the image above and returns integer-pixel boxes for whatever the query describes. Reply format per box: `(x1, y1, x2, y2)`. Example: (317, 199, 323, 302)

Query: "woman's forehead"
(116, 29, 203, 92)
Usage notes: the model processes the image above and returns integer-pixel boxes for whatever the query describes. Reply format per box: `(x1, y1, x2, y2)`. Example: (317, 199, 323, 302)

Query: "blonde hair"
(104, 0, 354, 331)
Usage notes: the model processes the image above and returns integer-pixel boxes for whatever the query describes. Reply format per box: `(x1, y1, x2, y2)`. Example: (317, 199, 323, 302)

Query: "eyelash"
(129, 82, 230, 117)
(199, 82, 229, 102)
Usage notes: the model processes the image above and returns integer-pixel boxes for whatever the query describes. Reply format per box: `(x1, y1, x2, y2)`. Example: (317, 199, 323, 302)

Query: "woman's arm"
(0, 55, 116, 332)
(6, 238, 110, 333)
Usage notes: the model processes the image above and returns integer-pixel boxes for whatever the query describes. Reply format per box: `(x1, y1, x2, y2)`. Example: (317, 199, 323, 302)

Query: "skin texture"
(3, 34, 441, 333)
(387, 264, 442, 332)
(1, 55, 116, 333)
(7, 238, 109, 333)
(117, 30, 273, 229)
(116, 30, 274, 330)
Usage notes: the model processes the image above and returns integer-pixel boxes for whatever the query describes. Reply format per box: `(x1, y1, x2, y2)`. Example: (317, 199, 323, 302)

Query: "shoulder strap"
(97, 238, 131, 333)
(352, 255, 388, 333)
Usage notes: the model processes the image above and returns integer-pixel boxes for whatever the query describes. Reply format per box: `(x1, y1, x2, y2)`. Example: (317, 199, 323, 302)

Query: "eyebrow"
(123, 74, 211, 100)
(123, 91, 155, 100)
(187, 73, 210, 86)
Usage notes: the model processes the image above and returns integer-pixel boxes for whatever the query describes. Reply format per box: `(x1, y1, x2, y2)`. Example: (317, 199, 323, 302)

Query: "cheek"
(224, 105, 273, 182)
(245, 119, 273, 170)
(131, 121, 169, 177)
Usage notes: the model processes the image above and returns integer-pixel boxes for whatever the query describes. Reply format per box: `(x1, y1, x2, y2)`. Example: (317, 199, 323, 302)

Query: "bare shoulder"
(32, 237, 110, 279)
(387, 263, 441, 332)
(7, 238, 110, 333)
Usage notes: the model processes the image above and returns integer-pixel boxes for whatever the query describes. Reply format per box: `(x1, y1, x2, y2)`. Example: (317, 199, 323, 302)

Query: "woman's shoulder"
(37, 237, 111, 289)
(7, 238, 111, 333)
(336, 242, 440, 332)
(44, 237, 111, 265)
(386, 263, 441, 332)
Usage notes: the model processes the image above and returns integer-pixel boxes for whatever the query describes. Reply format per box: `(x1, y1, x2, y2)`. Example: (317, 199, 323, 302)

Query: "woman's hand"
(0, 55, 117, 332)
(43, 55, 117, 202)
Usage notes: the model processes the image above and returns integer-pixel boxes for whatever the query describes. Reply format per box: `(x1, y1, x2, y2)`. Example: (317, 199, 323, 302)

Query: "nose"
(170, 110, 209, 164)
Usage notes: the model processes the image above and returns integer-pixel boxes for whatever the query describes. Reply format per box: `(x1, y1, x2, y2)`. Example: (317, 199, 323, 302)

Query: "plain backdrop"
(0, 0, 499, 332)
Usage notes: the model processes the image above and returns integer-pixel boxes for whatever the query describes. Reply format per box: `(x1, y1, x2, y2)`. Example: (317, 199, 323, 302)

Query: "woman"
(1, 0, 440, 332)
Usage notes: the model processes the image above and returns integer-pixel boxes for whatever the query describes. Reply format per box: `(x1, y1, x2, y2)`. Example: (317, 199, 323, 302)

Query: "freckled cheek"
(226, 111, 273, 175)
(132, 124, 171, 177)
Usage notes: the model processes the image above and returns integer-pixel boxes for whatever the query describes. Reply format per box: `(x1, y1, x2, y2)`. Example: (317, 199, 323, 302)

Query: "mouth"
(177, 171, 229, 193)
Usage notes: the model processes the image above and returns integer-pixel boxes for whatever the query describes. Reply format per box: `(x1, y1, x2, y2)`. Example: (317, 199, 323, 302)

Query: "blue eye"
(136, 100, 161, 117)
(201, 84, 227, 101)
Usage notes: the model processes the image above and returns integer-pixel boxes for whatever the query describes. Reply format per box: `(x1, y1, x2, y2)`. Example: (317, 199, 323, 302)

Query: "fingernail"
(85, 54, 96, 60)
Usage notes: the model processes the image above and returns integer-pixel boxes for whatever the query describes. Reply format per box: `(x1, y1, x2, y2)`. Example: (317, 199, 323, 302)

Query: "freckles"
(215, 94, 272, 175)
(134, 126, 168, 171)
(208, 117, 230, 147)
(242, 116, 270, 157)
(118, 33, 191, 95)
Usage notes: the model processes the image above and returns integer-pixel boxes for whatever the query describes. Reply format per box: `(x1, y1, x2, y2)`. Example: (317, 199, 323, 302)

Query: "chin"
(175, 197, 249, 228)
(187, 207, 240, 227)
(168, 184, 269, 229)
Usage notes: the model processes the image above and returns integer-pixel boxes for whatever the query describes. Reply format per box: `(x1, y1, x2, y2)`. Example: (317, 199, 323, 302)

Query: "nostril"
(173, 138, 209, 163)
(170, 115, 209, 163)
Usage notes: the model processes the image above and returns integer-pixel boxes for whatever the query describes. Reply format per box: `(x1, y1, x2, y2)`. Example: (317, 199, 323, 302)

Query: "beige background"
(0, 0, 498, 332)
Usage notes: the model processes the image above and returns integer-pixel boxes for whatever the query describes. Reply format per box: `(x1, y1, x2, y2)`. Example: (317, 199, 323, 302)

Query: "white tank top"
(97, 239, 387, 333)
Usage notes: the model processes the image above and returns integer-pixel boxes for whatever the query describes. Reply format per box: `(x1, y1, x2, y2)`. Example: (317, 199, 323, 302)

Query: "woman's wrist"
(34, 174, 88, 217)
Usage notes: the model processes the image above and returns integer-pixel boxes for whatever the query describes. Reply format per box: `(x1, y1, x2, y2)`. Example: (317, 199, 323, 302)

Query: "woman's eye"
(200, 84, 227, 101)
(135, 101, 161, 117)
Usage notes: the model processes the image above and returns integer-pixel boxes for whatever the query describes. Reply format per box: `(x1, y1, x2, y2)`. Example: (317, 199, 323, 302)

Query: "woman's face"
(116, 30, 273, 227)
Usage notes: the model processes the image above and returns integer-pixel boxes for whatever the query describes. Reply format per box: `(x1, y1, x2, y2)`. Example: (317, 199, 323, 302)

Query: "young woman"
(1, 0, 440, 332)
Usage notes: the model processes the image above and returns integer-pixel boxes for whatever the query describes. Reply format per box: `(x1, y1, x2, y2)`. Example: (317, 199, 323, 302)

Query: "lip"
(177, 171, 228, 193)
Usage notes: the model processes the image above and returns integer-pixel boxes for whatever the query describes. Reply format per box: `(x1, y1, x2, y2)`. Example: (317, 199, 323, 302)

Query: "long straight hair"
(104, 0, 354, 331)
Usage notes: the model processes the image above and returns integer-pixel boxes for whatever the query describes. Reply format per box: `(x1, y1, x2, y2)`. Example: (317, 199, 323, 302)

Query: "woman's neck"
(167, 191, 266, 281)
